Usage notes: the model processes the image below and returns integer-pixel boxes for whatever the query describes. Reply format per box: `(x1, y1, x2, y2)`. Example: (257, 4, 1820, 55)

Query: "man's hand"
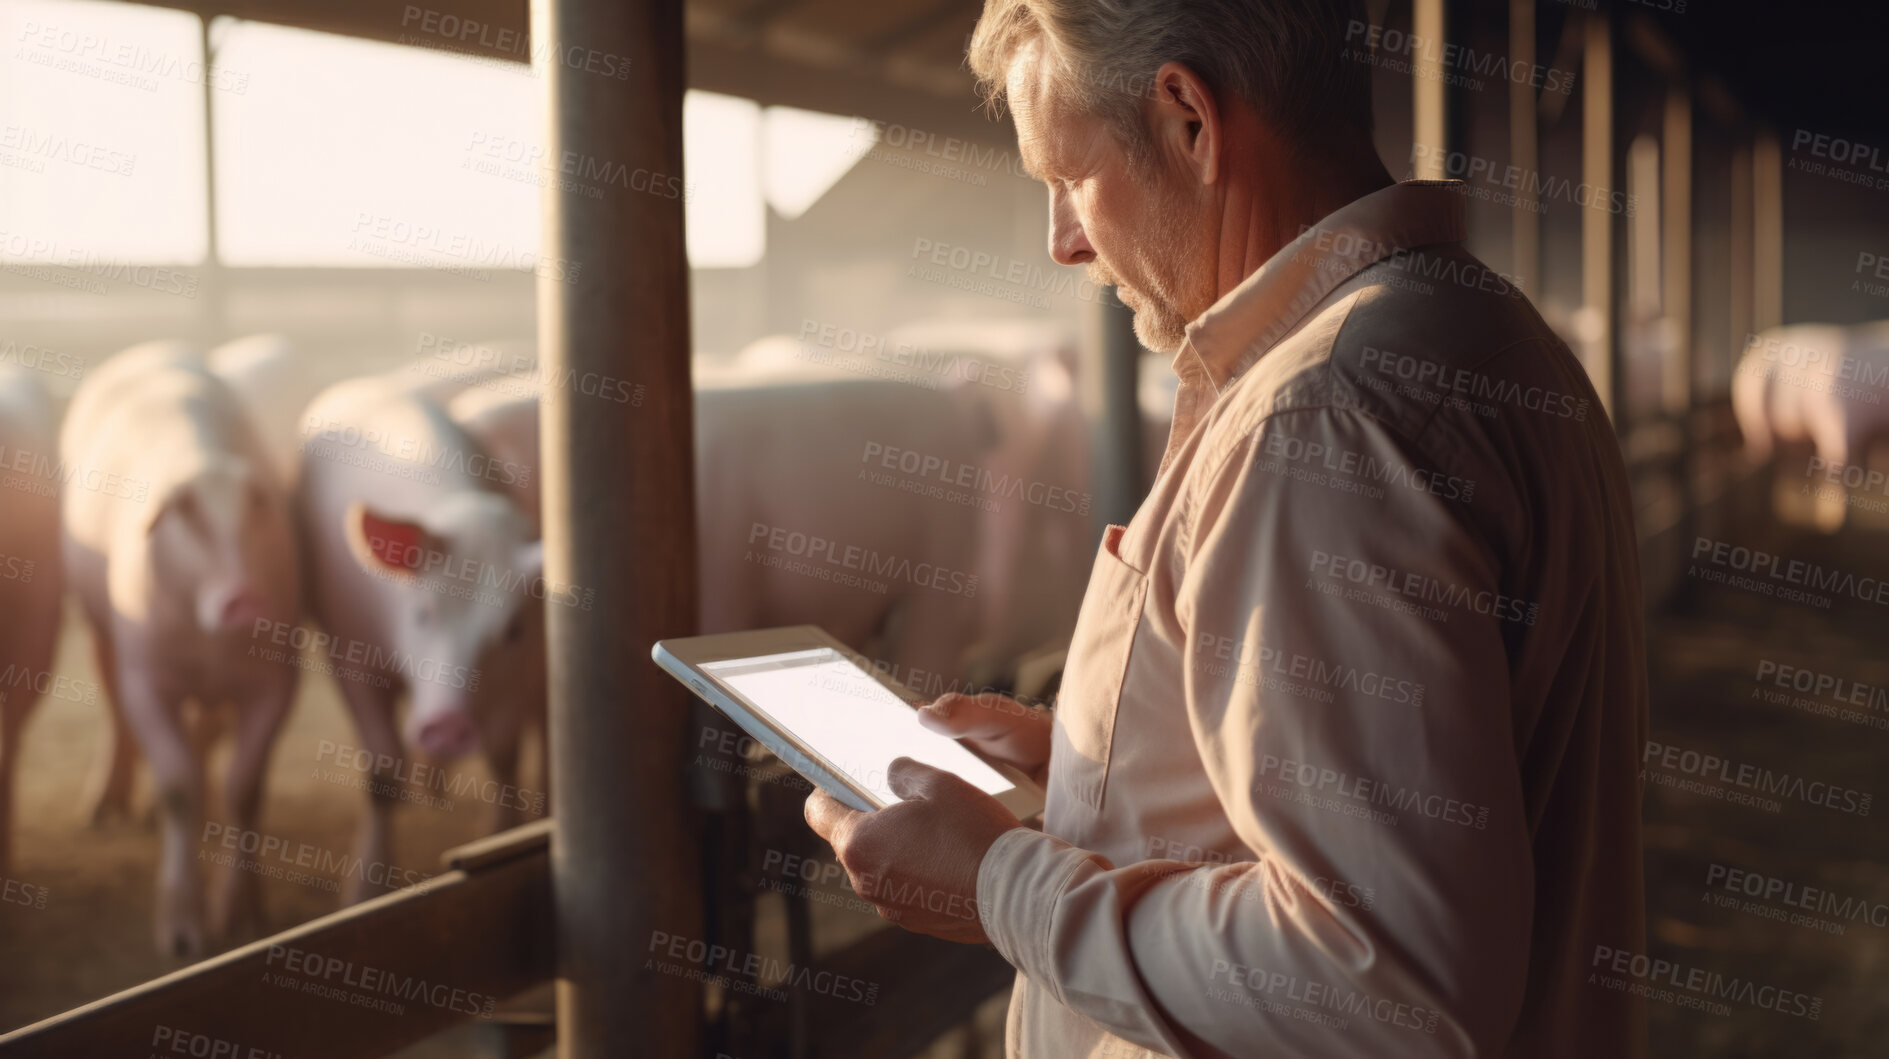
(803, 757, 1022, 944)
(917, 692, 1053, 787)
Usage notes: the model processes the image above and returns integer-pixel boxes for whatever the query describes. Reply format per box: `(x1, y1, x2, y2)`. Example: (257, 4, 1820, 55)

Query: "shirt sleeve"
(977, 404, 1536, 1058)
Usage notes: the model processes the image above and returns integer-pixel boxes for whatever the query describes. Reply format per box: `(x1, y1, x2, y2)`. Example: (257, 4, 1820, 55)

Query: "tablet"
(653, 626, 1045, 816)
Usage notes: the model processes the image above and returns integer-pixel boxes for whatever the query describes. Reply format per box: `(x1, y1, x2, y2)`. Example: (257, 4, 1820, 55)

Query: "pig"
(0, 365, 64, 879)
(700, 317, 1104, 695)
(447, 354, 1004, 685)
(61, 341, 302, 957)
(876, 319, 1095, 689)
(458, 336, 1004, 688)
(446, 376, 542, 528)
(298, 375, 548, 903)
(208, 334, 317, 490)
(1732, 323, 1889, 468)
(695, 376, 992, 689)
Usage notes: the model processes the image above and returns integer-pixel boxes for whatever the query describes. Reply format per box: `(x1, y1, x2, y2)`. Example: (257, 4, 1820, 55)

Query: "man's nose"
(1048, 189, 1094, 266)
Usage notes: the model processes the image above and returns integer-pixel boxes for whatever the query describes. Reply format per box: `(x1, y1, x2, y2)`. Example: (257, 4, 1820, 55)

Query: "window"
(0, 0, 207, 263)
(4, 6, 869, 273)
(213, 18, 539, 268)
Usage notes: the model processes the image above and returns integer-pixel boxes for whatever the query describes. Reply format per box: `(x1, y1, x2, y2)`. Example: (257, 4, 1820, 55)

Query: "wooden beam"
(533, 0, 704, 1054)
(0, 825, 553, 1057)
(130, 0, 529, 57)
(687, 25, 1000, 145)
(859, 0, 969, 54)
(118, 0, 1003, 144)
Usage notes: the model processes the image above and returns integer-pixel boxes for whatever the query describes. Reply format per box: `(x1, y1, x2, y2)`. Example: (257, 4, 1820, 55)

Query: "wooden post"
(533, 0, 703, 1054)
(1661, 87, 1692, 417)
(1752, 130, 1784, 336)
(1508, 0, 1539, 295)
(1581, 12, 1617, 419)
(198, 16, 224, 344)
(1081, 297, 1143, 535)
(1411, 0, 1448, 179)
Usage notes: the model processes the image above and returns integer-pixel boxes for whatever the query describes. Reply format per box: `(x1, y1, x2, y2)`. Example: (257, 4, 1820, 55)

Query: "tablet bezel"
(653, 625, 1045, 817)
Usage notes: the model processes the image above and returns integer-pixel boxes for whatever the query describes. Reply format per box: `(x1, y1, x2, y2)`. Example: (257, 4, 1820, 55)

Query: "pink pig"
(298, 374, 547, 903)
(61, 342, 302, 957)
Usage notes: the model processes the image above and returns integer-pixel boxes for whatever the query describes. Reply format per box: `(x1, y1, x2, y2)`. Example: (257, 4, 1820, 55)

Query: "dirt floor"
(0, 603, 1005, 1058)
(0, 603, 522, 1052)
(1644, 524, 1889, 1059)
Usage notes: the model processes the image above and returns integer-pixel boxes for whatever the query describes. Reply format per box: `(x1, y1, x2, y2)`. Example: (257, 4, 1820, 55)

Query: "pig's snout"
(412, 707, 480, 761)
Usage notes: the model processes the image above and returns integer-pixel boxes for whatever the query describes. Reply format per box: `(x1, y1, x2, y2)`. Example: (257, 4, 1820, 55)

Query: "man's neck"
(1212, 135, 1395, 302)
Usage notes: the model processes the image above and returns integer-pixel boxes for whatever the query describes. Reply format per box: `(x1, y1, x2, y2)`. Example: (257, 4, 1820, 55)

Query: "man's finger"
(887, 755, 957, 800)
(918, 692, 1040, 738)
(805, 789, 863, 846)
(916, 693, 969, 733)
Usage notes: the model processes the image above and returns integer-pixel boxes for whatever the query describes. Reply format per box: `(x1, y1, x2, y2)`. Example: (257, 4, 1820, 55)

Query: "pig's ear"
(143, 483, 199, 537)
(345, 501, 434, 576)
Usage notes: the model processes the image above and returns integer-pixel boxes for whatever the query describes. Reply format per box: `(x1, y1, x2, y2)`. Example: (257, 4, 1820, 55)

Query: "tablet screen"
(703, 648, 1014, 805)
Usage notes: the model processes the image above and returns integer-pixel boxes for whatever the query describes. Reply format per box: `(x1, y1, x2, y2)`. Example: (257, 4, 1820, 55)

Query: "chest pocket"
(1051, 524, 1150, 813)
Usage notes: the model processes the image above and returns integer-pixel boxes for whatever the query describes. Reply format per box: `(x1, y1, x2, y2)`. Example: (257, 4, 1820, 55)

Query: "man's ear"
(346, 501, 435, 576)
(1148, 61, 1222, 186)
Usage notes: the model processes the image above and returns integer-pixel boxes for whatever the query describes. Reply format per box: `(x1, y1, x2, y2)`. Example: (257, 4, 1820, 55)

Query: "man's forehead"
(1004, 39, 1054, 180)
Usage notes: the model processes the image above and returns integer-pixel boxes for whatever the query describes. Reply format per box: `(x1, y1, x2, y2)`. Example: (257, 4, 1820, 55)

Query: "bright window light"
(6, 8, 781, 272)
(0, 0, 207, 263)
(763, 105, 872, 221)
(212, 18, 539, 268)
(685, 90, 764, 269)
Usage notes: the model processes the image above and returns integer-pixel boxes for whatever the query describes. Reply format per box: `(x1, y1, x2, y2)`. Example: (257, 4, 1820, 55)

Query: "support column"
(1411, 0, 1448, 179)
(534, 0, 703, 1054)
(1508, 0, 1539, 294)
(1752, 130, 1784, 335)
(1661, 87, 1692, 416)
(198, 16, 225, 343)
(1081, 296, 1143, 536)
(1581, 12, 1617, 419)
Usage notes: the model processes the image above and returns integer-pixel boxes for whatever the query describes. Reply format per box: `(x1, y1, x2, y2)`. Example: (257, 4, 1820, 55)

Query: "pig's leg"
(334, 674, 401, 905)
(82, 630, 139, 827)
(119, 676, 204, 959)
(0, 689, 28, 876)
(208, 679, 294, 941)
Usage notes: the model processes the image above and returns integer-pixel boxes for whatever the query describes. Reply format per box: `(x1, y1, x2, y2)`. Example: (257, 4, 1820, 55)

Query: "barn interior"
(0, 0, 1886, 1056)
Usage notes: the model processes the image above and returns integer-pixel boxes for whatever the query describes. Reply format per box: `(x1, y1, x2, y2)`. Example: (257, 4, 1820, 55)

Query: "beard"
(1086, 179, 1206, 356)
(1123, 286, 1192, 354)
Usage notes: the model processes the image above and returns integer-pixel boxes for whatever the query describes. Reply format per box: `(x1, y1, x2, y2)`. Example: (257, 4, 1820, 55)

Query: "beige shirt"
(977, 180, 1648, 1059)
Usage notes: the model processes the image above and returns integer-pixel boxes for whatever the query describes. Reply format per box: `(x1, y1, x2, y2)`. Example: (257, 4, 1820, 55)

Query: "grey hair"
(966, 0, 1374, 160)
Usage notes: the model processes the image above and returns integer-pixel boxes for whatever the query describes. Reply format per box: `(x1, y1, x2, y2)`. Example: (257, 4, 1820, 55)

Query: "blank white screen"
(707, 649, 1012, 805)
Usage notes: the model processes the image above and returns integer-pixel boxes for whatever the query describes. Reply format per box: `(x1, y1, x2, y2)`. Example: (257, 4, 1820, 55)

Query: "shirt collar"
(1173, 180, 1469, 393)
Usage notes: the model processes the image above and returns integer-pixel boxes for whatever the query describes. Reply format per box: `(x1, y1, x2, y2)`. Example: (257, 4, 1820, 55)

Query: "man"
(805, 2, 1649, 1056)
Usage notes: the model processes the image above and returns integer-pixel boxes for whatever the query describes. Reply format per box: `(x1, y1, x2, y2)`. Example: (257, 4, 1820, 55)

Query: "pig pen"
(0, 601, 504, 1052)
(0, 602, 1009, 1056)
